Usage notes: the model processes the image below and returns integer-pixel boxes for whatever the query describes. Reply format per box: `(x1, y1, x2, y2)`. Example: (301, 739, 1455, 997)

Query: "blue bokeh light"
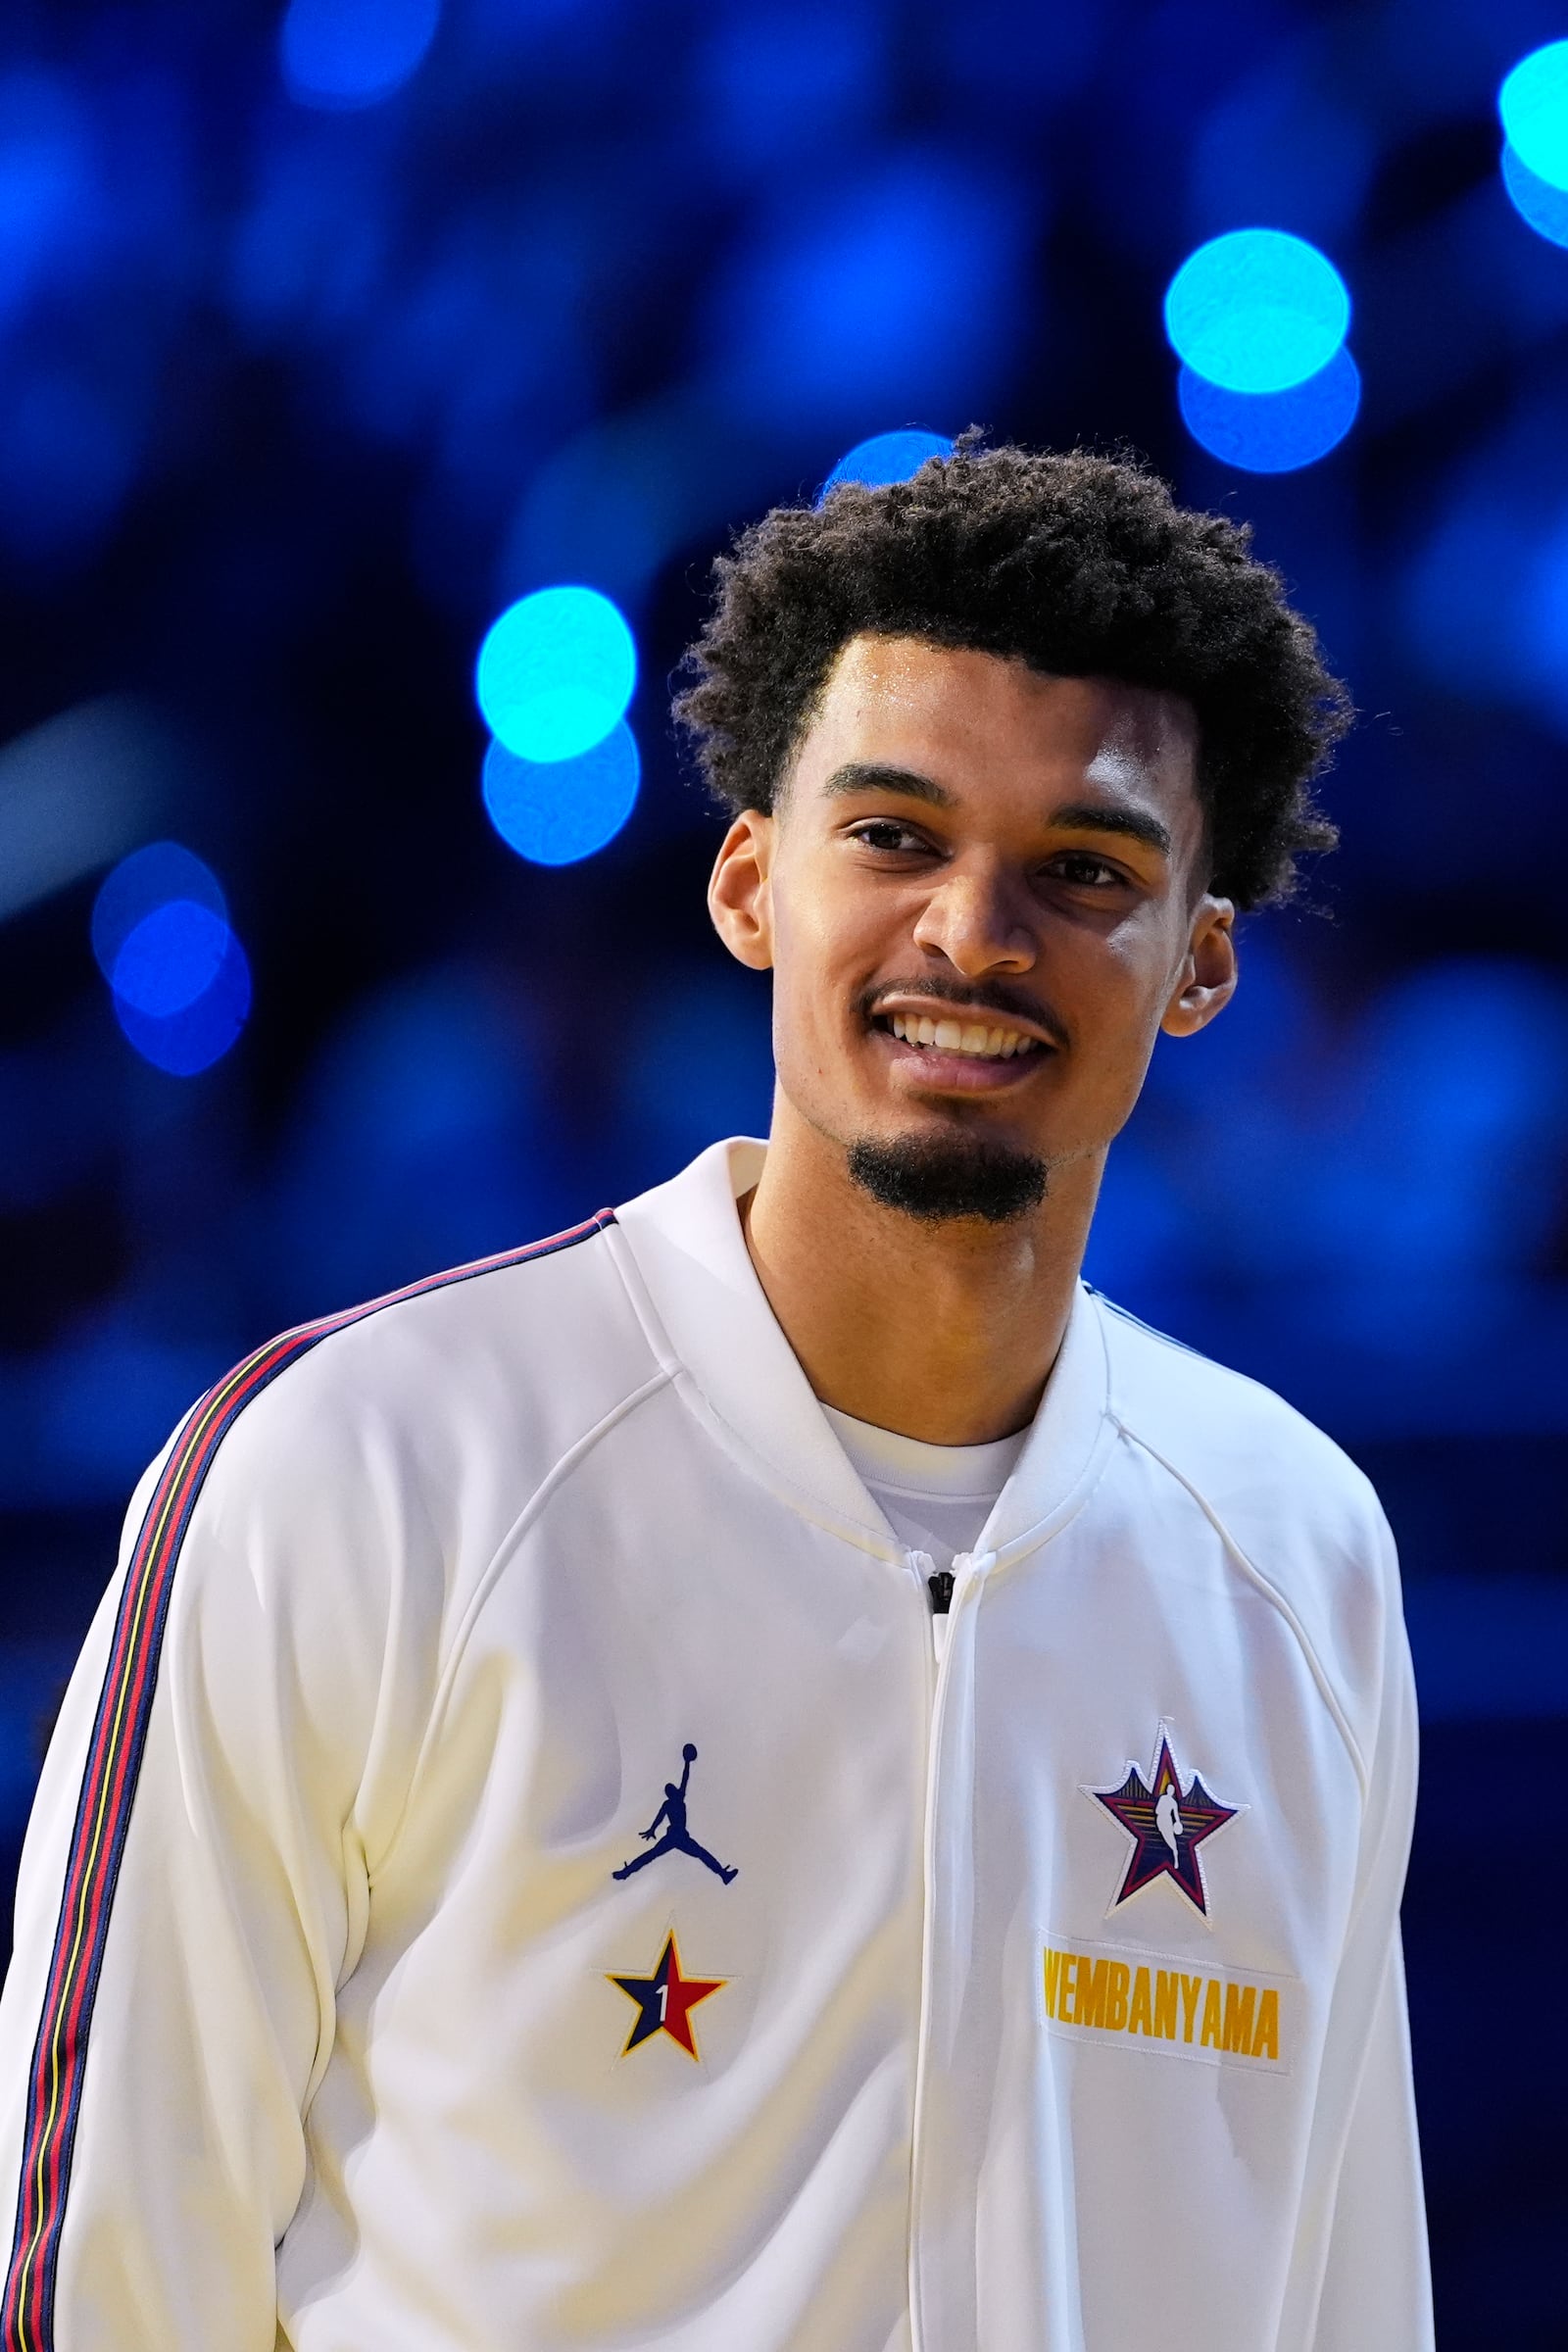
(92, 844, 251, 1074)
(694, 1, 882, 175)
(1177, 346, 1360, 473)
(1163, 229, 1350, 394)
(1499, 139, 1568, 248)
(112, 930, 253, 1077)
(0, 69, 96, 331)
(280, 0, 442, 112)
(1189, 66, 1375, 252)
(91, 843, 227, 981)
(475, 586, 637, 763)
(824, 428, 953, 493)
(111, 900, 232, 1018)
(481, 722, 640, 865)
(1498, 41, 1568, 193)
(708, 149, 1029, 431)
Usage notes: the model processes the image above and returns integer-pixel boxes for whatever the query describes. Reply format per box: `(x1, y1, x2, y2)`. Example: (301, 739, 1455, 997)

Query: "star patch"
(1086, 1727, 1243, 1918)
(608, 1929, 727, 2060)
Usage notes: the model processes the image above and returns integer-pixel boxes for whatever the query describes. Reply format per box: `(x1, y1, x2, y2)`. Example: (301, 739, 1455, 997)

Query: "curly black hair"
(674, 440, 1348, 909)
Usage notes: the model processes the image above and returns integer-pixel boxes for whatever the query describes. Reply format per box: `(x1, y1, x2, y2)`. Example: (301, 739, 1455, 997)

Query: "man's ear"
(708, 809, 777, 972)
(1160, 897, 1237, 1038)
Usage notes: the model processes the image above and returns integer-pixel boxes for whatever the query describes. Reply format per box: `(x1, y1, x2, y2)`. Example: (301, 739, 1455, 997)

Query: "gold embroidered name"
(1044, 1942, 1282, 2064)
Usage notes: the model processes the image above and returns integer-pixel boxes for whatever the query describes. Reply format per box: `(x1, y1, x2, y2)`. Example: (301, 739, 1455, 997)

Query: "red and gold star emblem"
(608, 1929, 727, 2060)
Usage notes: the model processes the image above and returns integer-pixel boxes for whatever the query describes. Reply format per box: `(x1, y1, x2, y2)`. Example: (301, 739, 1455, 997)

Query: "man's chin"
(845, 1130, 1048, 1224)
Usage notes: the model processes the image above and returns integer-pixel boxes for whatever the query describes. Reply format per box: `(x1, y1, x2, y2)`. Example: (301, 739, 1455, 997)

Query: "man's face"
(709, 634, 1235, 1215)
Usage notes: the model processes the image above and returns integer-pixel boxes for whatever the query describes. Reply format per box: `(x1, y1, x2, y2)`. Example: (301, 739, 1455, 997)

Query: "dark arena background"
(1, 1, 1565, 2338)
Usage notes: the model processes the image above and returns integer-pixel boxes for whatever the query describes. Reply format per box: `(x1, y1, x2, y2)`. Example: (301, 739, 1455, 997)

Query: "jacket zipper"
(906, 1546, 979, 2351)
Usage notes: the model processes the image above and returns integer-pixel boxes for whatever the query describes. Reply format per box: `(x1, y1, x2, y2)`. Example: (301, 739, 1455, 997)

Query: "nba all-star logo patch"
(608, 1930, 726, 2060)
(1085, 1725, 1244, 1918)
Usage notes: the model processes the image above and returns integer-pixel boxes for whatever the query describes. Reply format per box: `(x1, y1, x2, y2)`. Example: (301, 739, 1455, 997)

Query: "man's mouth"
(878, 1010, 1043, 1062)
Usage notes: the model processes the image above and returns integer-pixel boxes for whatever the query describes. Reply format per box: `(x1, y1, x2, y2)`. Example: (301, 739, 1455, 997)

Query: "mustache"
(859, 973, 1070, 1049)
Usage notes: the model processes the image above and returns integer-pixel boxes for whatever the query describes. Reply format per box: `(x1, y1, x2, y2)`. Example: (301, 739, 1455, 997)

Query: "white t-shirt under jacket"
(0, 1138, 1432, 2351)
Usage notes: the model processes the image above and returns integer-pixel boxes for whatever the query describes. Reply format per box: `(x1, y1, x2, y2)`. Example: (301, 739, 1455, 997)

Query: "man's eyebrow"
(1049, 800, 1174, 858)
(819, 767, 1174, 856)
(820, 761, 956, 808)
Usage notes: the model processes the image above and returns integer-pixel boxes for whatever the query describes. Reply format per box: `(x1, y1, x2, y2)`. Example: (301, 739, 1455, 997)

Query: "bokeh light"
(112, 931, 253, 1077)
(111, 900, 231, 1018)
(91, 841, 226, 980)
(280, 0, 441, 111)
(91, 843, 251, 1074)
(1163, 229, 1350, 394)
(707, 149, 1030, 431)
(1177, 346, 1360, 472)
(1498, 41, 1568, 191)
(824, 428, 954, 492)
(1499, 139, 1568, 248)
(693, 1, 882, 176)
(475, 586, 637, 763)
(0, 69, 96, 332)
(481, 721, 641, 865)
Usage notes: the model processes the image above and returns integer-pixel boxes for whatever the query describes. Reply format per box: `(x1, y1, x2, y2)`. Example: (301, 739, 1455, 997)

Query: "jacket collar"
(612, 1138, 1112, 1561)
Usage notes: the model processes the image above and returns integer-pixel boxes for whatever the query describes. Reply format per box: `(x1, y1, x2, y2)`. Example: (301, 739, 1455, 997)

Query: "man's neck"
(740, 1101, 1101, 1446)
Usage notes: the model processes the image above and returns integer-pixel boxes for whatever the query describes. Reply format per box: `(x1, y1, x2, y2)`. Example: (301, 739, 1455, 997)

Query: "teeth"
(885, 1011, 1035, 1060)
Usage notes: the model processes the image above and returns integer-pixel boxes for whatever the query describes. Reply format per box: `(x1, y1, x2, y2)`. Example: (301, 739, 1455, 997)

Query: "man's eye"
(852, 820, 927, 853)
(1049, 853, 1123, 887)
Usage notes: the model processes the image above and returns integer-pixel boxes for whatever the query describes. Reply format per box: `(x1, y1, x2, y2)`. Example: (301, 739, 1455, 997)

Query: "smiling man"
(708, 643, 1230, 1455)
(0, 447, 1431, 2352)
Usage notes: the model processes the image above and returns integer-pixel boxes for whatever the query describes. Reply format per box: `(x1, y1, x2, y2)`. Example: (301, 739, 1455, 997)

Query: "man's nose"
(910, 862, 1037, 975)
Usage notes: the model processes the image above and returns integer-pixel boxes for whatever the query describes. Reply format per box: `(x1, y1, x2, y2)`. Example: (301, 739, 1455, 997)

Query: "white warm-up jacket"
(0, 1139, 1431, 2351)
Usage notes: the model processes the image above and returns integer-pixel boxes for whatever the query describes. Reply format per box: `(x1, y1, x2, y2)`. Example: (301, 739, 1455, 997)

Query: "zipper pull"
(927, 1568, 955, 1616)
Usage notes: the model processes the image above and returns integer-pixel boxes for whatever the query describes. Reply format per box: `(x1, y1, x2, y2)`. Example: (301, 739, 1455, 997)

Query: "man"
(0, 445, 1431, 2349)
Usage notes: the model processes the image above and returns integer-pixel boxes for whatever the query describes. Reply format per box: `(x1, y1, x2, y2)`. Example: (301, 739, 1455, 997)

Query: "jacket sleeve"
(1283, 1507, 1434, 2350)
(0, 1358, 413, 2351)
(1311, 1936, 1432, 2349)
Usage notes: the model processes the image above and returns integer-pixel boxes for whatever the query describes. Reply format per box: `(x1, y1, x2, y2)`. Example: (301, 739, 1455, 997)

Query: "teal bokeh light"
(1499, 41, 1568, 192)
(475, 586, 637, 763)
(1163, 229, 1350, 395)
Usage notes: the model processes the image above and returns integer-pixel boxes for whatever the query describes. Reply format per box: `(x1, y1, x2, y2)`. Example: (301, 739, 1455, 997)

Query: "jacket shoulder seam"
(367, 1363, 676, 1878)
(1113, 1415, 1370, 1796)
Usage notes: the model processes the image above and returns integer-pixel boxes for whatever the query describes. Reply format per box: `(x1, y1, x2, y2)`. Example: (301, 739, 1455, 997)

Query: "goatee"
(846, 1132, 1048, 1224)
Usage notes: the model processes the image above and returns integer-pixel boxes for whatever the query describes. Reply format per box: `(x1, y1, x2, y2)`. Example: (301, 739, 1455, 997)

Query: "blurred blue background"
(1, 1, 1565, 2333)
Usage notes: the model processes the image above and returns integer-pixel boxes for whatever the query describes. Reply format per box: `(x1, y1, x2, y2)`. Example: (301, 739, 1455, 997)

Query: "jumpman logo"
(612, 1742, 738, 1885)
